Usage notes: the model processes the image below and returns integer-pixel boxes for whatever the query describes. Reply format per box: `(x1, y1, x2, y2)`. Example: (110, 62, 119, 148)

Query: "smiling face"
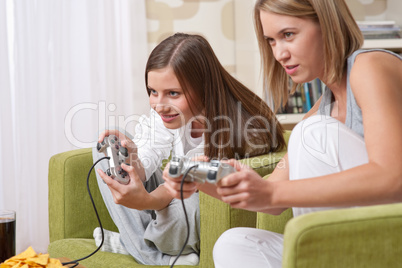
(147, 66, 196, 129)
(260, 10, 325, 84)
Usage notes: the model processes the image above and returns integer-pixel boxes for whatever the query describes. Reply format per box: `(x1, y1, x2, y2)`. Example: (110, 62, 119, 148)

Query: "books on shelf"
(279, 78, 325, 114)
(357, 20, 401, 40)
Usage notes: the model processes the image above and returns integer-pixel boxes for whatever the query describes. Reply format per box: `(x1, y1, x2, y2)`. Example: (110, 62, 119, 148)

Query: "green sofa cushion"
(283, 202, 402, 268)
(48, 238, 194, 268)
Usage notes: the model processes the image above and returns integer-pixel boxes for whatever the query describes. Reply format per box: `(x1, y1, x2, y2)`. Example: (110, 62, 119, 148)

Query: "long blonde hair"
(254, 0, 363, 112)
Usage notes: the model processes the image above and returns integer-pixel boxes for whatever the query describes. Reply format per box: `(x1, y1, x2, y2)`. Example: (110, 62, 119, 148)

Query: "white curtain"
(0, 0, 149, 254)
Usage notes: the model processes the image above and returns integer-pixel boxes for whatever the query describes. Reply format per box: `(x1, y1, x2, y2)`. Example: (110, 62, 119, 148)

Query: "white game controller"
(97, 135, 130, 184)
(168, 156, 236, 184)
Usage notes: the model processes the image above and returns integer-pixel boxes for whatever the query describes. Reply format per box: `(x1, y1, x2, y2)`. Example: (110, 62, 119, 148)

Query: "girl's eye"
(169, 91, 179, 97)
(267, 38, 275, 45)
(149, 89, 157, 95)
(264, 36, 275, 46)
(284, 32, 294, 39)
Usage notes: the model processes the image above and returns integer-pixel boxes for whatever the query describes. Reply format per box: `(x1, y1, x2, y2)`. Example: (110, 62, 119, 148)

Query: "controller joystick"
(168, 156, 236, 184)
(97, 135, 130, 184)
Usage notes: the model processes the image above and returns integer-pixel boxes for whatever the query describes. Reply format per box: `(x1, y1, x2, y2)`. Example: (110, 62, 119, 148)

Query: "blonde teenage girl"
(163, 1, 402, 267)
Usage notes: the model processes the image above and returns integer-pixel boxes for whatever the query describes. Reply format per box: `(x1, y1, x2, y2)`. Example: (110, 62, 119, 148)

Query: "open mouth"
(285, 65, 299, 75)
(160, 113, 179, 122)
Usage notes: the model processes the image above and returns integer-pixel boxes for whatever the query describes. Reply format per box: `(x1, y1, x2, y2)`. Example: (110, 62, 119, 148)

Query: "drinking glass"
(0, 210, 16, 263)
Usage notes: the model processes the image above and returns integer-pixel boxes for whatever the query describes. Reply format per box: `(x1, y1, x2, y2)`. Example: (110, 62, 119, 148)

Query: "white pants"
(213, 115, 368, 268)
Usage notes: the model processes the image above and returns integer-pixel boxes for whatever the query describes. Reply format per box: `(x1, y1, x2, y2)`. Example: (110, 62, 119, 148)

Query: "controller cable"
(61, 156, 110, 267)
(60, 156, 196, 268)
(169, 165, 198, 268)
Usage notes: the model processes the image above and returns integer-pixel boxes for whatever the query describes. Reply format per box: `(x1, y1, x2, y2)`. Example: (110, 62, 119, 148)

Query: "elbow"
(261, 208, 288, 215)
(384, 169, 402, 203)
(392, 177, 402, 203)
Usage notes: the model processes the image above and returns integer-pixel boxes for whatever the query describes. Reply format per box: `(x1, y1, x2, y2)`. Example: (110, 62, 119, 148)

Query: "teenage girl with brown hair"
(93, 32, 285, 265)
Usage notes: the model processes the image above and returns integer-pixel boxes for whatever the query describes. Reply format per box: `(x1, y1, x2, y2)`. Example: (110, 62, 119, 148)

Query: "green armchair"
(47, 132, 290, 267)
(48, 129, 402, 267)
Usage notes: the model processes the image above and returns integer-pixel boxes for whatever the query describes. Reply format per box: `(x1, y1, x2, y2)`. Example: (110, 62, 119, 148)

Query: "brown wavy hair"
(145, 33, 285, 159)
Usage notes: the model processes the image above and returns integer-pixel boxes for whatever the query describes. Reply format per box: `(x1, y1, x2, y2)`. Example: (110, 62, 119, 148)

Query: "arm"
(219, 52, 402, 211)
(281, 52, 402, 207)
(97, 163, 173, 210)
(217, 156, 290, 215)
(162, 156, 224, 200)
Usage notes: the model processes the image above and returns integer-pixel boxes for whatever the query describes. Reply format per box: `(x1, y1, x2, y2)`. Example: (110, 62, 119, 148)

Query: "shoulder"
(351, 51, 401, 82)
(350, 51, 401, 99)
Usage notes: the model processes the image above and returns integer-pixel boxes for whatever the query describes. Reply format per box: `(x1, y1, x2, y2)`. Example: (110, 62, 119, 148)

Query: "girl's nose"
(273, 42, 290, 62)
(153, 103, 170, 114)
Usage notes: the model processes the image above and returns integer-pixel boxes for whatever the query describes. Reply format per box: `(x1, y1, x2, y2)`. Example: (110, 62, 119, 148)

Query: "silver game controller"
(168, 156, 236, 184)
(97, 135, 130, 184)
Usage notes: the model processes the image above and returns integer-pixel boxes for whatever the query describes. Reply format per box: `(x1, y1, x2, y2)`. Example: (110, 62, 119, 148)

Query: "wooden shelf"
(276, 113, 305, 124)
(363, 39, 402, 52)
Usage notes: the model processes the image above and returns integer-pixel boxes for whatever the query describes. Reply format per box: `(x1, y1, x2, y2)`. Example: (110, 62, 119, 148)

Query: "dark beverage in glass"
(0, 210, 16, 263)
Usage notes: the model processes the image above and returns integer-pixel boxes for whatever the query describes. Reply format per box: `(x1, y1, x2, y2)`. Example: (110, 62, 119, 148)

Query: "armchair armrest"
(282, 202, 402, 268)
(48, 148, 118, 242)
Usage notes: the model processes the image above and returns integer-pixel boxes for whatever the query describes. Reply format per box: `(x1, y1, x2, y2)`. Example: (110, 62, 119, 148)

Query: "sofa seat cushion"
(48, 239, 140, 267)
(48, 238, 199, 268)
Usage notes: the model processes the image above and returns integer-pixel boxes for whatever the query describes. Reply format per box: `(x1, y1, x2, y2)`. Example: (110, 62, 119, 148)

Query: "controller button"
(96, 143, 101, 151)
(115, 145, 119, 150)
(106, 169, 111, 176)
(207, 170, 217, 181)
(169, 166, 178, 176)
(120, 147, 128, 157)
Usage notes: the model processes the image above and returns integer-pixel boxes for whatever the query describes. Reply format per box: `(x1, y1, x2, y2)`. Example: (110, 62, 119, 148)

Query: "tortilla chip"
(1, 247, 65, 268)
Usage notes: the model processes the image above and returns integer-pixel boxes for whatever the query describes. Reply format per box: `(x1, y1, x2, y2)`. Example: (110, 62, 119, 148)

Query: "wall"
(145, 0, 237, 75)
(347, 0, 402, 26)
(143, 0, 402, 98)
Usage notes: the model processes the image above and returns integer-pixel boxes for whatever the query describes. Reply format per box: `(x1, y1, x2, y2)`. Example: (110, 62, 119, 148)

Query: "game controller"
(168, 156, 236, 184)
(97, 135, 130, 184)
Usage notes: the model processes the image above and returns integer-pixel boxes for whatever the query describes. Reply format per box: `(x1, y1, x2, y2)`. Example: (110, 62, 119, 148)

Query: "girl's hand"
(162, 155, 209, 199)
(97, 163, 151, 210)
(98, 129, 134, 146)
(98, 129, 137, 157)
(162, 162, 200, 199)
(217, 159, 275, 212)
(98, 129, 145, 181)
